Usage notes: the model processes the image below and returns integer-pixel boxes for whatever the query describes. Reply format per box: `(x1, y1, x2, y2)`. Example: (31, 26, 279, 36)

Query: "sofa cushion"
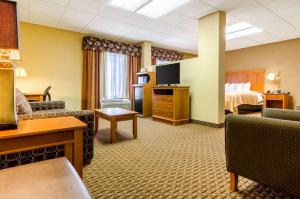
(16, 88, 33, 115)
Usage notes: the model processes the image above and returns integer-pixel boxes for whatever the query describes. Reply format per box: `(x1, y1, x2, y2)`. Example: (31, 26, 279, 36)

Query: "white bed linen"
(225, 91, 263, 113)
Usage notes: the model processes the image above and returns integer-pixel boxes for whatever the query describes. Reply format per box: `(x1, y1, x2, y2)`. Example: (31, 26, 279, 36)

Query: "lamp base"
(0, 124, 17, 131)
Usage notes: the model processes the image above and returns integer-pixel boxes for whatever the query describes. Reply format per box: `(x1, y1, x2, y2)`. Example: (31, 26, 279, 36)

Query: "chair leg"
(230, 172, 238, 192)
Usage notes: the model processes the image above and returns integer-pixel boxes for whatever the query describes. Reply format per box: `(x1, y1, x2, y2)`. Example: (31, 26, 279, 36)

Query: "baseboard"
(190, 119, 224, 128)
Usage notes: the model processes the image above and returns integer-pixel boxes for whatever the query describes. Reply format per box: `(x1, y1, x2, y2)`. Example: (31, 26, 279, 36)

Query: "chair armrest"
(225, 114, 300, 195)
(29, 101, 65, 111)
(262, 108, 300, 121)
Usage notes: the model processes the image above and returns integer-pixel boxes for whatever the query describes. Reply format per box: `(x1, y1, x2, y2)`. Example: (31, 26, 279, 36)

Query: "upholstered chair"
(225, 108, 300, 197)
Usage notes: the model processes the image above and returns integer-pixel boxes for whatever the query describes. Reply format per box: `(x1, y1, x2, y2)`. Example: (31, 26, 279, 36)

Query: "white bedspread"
(225, 91, 264, 113)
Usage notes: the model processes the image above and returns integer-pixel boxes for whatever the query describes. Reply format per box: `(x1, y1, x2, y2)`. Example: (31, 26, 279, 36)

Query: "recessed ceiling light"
(108, 0, 151, 11)
(136, 0, 190, 18)
(226, 22, 252, 34)
(226, 27, 263, 40)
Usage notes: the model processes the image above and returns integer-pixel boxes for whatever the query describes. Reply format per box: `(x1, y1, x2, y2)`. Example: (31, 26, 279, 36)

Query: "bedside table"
(24, 93, 44, 102)
(264, 93, 289, 109)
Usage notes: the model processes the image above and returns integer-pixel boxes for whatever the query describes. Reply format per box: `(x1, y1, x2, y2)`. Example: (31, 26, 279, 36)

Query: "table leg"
(94, 115, 99, 135)
(133, 114, 137, 139)
(111, 119, 117, 143)
(74, 129, 83, 178)
(64, 142, 73, 163)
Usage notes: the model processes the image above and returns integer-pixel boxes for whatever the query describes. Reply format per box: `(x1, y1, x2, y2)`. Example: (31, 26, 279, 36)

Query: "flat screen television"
(156, 63, 180, 86)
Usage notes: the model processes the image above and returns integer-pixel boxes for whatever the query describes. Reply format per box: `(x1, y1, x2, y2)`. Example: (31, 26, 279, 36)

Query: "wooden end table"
(94, 108, 138, 143)
(0, 117, 86, 177)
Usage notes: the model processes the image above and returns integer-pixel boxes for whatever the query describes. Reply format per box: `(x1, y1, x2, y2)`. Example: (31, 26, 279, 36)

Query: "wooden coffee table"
(94, 108, 138, 143)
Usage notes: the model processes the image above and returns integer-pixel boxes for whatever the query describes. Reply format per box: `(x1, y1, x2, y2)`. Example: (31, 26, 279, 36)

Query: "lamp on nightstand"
(266, 72, 280, 91)
(0, 1, 21, 130)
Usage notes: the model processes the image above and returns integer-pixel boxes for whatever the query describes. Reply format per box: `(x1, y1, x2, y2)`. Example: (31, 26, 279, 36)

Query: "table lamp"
(266, 72, 280, 91)
(0, 0, 21, 130)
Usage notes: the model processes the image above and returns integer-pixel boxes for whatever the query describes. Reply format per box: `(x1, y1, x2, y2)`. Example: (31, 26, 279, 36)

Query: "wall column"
(198, 11, 226, 125)
(140, 41, 152, 68)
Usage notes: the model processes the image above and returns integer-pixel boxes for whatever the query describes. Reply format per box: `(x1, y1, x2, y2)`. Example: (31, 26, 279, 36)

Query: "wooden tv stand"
(152, 86, 190, 125)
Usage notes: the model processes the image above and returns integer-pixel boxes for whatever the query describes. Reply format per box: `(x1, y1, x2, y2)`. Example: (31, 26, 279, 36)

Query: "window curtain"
(129, 55, 141, 101)
(82, 50, 101, 110)
(151, 58, 156, 65)
(102, 52, 129, 99)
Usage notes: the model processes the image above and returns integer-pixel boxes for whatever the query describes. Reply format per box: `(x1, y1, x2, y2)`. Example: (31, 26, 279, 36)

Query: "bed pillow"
(16, 88, 33, 115)
(225, 83, 230, 91)
(243, 82, 251, 91)
(227, 83, 236, 91)
(235, 83, 244, 91)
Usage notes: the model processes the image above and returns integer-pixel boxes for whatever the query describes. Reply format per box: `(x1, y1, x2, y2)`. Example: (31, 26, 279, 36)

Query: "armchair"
(225, 108, 300, 197)
(0, 101, 94, 169)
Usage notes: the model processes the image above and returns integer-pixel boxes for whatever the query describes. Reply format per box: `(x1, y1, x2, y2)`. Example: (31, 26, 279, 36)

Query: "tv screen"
(156, 63, 180, 85)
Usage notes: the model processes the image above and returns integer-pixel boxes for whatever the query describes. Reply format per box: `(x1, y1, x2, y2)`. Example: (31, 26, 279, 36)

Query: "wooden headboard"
(225, 69, 265, 93)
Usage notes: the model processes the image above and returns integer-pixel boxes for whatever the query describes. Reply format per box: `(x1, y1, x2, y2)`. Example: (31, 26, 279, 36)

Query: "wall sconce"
(266, 72, 280, 90)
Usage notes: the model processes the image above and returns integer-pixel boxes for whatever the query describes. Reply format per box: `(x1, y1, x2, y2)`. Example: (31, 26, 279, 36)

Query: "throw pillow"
(16, 88, 33, 115)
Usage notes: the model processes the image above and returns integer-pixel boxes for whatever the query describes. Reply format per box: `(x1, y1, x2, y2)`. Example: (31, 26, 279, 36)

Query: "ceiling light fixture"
(108, 0, 190, 18)
(108, 0, 151, 11)
(137, 0, 190, 19)
(226, 22, 263, 40)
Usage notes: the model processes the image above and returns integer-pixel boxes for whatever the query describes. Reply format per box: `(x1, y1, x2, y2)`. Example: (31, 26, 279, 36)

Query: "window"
(102, 52, 129, 99)
(156, 59, 171, 65)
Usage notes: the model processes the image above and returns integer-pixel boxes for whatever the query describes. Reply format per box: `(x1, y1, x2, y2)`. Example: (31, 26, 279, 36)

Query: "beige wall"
(16, 22, 84, 110)
(226, 38, 300, 108)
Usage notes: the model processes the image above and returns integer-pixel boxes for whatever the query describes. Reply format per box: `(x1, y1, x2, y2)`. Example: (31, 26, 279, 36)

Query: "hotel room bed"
(225, 90, 264, 114)
(225, 69, 265, 114)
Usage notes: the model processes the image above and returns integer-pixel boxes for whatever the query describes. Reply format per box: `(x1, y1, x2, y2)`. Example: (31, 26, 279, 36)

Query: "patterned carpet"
(83, 117, 297, 199)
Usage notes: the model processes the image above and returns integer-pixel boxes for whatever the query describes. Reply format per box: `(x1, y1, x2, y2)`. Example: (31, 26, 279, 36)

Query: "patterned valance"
(151, 47, 183, 61)
(83, 36, 142, 56)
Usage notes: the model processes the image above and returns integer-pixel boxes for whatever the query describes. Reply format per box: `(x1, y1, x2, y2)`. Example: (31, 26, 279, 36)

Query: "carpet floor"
(83, 117, 297, 199)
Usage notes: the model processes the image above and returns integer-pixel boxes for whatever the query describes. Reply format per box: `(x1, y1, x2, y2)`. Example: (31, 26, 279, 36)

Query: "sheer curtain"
(102, 52, 129, 99)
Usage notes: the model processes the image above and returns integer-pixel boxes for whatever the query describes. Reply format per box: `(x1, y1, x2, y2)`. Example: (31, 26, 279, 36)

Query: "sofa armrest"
(225, 114, 300, 195)
(262, 108, 300, 121)
(18, 110, 93, 121)
(29, 101, 65, 111)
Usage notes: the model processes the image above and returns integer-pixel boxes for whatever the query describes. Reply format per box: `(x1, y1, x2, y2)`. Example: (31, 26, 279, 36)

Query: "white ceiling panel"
(69, 0, 106, 15)
(14, 0, 300, 53)
(160, 11, 191, 25)
(176, 0, 215, 19)
(61, 8, 94, 24)
(98, 5, 133, 21)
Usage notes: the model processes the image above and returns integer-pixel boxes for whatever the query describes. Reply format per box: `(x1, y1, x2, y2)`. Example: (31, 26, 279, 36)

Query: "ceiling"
(14, 0, 300, 53)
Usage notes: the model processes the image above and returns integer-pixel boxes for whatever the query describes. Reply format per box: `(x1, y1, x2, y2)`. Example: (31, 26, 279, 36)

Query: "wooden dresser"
(152, 86, 190, 125)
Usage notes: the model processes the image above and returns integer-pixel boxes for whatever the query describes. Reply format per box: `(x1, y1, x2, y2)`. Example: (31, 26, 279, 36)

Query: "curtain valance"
(83, 36, 141, 57)
(151, 47, 183, 61)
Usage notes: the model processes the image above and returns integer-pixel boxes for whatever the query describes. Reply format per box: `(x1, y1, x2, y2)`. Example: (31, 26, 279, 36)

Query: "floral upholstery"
(0, 101, 94, 169)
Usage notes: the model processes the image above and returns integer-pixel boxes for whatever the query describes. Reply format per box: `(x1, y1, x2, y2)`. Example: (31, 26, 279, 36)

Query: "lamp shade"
(0, 1, 21, 61)
(266, 73, 276, 81)
(15, 66, 27, 77)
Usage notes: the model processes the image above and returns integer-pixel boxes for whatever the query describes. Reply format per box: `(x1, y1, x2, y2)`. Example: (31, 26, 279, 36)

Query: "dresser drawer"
(153, 95, 173, 103)
(153, 109, 173, 119)
(153, 102, 173, 111)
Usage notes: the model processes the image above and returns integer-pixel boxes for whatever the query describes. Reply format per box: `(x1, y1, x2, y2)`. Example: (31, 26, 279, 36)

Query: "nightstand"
(264, 93, 289, 109)
(24, 93, 44, 102)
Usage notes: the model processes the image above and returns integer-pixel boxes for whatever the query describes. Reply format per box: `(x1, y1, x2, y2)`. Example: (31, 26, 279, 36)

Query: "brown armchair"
(225, 108, 300, 197)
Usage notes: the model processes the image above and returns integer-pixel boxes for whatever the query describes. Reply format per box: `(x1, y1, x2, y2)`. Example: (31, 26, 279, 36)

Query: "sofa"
(225, 108, 300, 196)
(0, 100, 94, 169)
